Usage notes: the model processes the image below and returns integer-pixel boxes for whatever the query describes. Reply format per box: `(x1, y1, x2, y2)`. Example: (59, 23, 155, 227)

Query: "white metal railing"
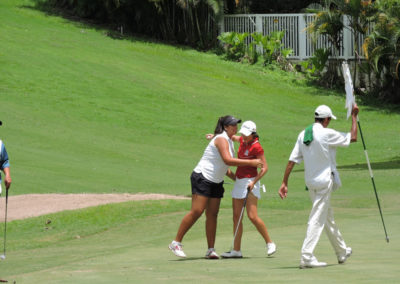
(219, 14, 367, 60)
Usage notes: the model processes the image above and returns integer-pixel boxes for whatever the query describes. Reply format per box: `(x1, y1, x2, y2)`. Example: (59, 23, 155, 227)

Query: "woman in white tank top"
(169, 116, 262, 259)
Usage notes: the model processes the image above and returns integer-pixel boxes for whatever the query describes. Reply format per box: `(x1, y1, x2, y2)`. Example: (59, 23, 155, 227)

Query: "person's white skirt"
(232, 177, 261, 199)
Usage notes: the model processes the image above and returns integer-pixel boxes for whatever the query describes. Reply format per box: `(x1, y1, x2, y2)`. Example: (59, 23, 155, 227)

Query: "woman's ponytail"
(214, 116, 225, 135)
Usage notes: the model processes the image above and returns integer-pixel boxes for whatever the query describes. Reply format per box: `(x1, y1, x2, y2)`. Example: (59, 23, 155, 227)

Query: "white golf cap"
(239, 120, 257, 136)
(315, 105, 337, 120)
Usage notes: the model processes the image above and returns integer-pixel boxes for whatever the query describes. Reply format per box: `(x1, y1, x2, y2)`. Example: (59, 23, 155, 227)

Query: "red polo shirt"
(236, 137, 264, 178)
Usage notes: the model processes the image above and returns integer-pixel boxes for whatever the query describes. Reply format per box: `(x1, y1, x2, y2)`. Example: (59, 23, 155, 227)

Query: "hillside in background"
(0, 0, 399, 198)
(0, 1, 399, 283)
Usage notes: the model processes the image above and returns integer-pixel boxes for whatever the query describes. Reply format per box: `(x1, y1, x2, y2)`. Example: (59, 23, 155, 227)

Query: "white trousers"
(301, 183, 347, 262)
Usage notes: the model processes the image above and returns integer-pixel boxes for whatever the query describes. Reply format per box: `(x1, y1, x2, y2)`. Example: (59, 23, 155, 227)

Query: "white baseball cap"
(315, 105, 337, 120)
(239, 121, 257, 136)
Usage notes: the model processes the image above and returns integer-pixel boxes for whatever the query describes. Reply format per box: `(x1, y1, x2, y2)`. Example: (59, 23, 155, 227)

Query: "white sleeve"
(327, 129, 351, 147)
(289, 135, 303, 164)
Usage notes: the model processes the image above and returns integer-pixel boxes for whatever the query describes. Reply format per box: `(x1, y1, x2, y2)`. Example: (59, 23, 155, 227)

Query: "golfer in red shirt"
(221, 121, 276, 258)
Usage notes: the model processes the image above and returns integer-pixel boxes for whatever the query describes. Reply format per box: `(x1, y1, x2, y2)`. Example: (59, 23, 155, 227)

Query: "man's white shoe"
(205, 248, 219, 259)
(221, 250, 243, 258)
(299, 259, 327, 269)
(267, 242, 277, 256)
(338, 247, 352, 264)
(169, 241, 186, 258)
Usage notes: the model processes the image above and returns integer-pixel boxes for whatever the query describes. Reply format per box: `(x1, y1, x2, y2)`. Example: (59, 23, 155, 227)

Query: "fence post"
(255, 14, 263, 53)
(256, 14, 262, 33)
(219, 16, 225, 35)
(298, 14, 307, 60)
(343, 15, 352, 59)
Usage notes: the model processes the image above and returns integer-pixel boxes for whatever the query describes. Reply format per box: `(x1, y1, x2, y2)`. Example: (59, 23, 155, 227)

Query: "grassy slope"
(1, 0, 398, 197)
(0, 0, 399, 282)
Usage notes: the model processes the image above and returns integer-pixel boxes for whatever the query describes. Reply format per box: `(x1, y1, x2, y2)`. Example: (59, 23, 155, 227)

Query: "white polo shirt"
(194, 131, 235, 183)
(289, 123, 351, 190)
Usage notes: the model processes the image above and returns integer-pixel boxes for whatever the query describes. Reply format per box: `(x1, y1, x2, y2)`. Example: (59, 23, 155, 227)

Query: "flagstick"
(357, 116, 389, 243)
(342, 61, 389, 242)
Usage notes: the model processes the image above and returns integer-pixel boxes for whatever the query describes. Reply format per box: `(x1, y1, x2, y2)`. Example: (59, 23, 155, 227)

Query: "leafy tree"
(174, 0, 224, 48)
(36, 0, 224, 49)
(307, 4, 343, 57)
(329, 0, 376, 87)
(245, 0, 317, 13)
(363, 0, 400, 102)
(306, 1, 343, 87)
(306, 0, 376, 88)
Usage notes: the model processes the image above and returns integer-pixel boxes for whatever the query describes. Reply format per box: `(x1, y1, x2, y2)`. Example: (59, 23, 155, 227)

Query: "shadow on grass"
(169, 256, 277, 262)
(299, 70, 400, 114)
(20, 2, 193, 52)
(294, 156, 400, 173)
(276, 263, 340, 270)
(338, 157, 400, 171)
(168, 257, 207, 262)
(275, 266, 301, 269)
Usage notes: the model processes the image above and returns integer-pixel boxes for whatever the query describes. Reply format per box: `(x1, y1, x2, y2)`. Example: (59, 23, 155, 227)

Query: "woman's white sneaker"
(169, 240, 186, 258)
(267, 242, 277, 256)
(205, 248, 220, 259)
(221, 250, 243, 258)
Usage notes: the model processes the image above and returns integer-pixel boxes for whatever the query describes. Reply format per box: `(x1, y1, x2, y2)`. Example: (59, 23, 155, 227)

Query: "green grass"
(1, 0, 398, 196)
(1, 201, 399, 283)
(0, 0, 399, 282)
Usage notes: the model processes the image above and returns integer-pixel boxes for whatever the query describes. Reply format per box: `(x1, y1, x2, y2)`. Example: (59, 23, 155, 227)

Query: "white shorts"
(232, 177, 261, 199)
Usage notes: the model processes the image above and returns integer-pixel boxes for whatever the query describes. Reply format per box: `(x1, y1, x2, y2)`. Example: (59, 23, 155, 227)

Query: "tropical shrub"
(256, 31, 292, 65)
(217, 32, 249, 61)
(218, 31, 293, 70)
(301, 48, 330, 76)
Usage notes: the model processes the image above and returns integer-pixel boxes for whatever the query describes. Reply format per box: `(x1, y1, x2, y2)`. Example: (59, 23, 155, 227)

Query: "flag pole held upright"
(342, 62, 389, 243)
(357, 117, 389, 243)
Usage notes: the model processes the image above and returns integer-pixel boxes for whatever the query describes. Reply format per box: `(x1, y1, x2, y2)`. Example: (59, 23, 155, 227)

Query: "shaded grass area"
(337, 157, 400, 170)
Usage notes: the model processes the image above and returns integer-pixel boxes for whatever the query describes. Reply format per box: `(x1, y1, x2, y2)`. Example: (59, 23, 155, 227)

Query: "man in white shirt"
(278, 104, 359, 268)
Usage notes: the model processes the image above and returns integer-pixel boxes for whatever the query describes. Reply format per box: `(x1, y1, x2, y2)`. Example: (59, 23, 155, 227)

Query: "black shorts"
(191, 171, 224, 198)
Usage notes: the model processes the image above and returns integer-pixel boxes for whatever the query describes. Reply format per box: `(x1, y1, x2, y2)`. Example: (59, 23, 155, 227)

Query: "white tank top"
(193, 131, 235, 183)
